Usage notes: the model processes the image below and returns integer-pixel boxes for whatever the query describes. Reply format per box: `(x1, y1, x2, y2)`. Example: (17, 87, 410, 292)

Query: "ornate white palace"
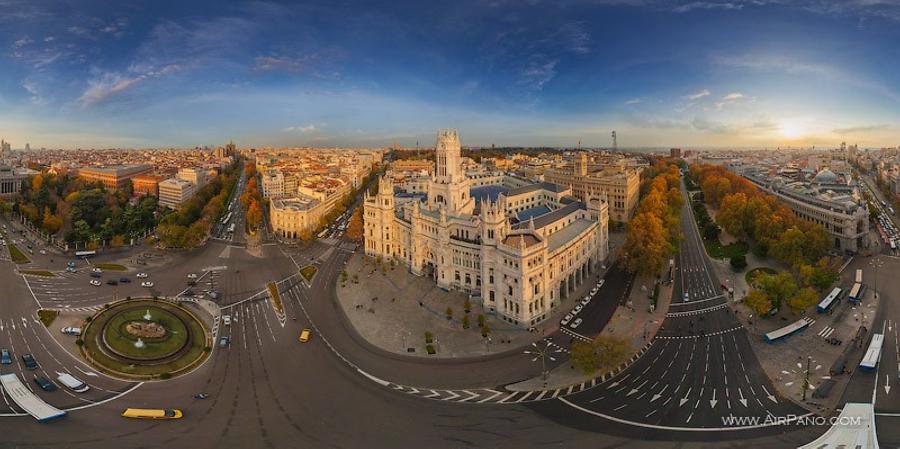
(363, 130, 609, 328)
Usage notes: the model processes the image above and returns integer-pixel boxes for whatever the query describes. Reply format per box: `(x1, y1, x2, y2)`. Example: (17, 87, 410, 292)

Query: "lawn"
(20, 270, 55, 277)
(746, 267, 778, 287)
(37, 309, 59, 327)
(104, 308, 188, 360)
(300, 265, 318, 282)
(8, 244, 30, 264)
(94, 263, 127, 271)
(704, 239, 748, 260)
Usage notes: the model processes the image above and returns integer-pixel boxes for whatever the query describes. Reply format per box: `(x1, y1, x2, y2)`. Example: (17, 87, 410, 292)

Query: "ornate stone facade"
(364, 130, 609, 328)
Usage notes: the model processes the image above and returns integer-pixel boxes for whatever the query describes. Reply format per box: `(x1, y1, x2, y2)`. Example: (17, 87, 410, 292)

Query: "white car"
(60, 327, 82, 336)
(90, 280, 101, 287)
(187, 273, 198, 279)
(91, 267, 102, 273)
(683, 292, 690, 302)
(39, 250, 46, 255)
(570, 318, 584, 329)
(560, 313, 574, 326)
(580, 297, 591, 306)
(573, 304, 584, 314)
(141, 281, 154, 288)
(222, 315, 231, 326)
(136, 273, 149, 278)
(590, 287, 599, 295)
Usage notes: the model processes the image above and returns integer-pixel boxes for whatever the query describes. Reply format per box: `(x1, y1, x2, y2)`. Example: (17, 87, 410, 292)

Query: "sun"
(778, 119, 807, 139)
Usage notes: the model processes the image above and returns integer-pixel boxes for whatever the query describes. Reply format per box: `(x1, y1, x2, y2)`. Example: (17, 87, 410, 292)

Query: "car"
(222, 315, 231, 326)
(22, 353, 37, 370)
(580, 297, 591, 306)
(66, 267, 77, 273)
(61, 327, 82, 336)
(590, 287, 599, 295)
(683, 292, 690, 302)
(298, 328, 312, 343)
(33, 375, 58, 392)
(136, 273, 149, 278)
(573, 304, 584, 313)
(39, 249, 46, 255)
(219, 336, 230, 348)
(570, 318, 584, 329)
(106, 280, 118, 286)
(90, 279, 102, 286)
(560, 313, 574, 326)
(207, 291, 220, 300)
(141, 281, 154, 288)
(91, 267, 102, 273)
(120, 277, 131, 283)
(57, 373, 89, 393)
(90, 272, 101, 278)
(187, 273, 197, 279)
(0, 348, 10, 365)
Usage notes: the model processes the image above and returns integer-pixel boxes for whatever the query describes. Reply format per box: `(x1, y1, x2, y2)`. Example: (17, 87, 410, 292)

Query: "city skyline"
(2, 0, 900, 149)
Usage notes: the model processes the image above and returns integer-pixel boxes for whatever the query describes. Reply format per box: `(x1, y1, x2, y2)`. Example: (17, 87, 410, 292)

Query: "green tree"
(570, 336, 631, 375)
(786, 287, 819, 313)
(744, 289, 773, 316)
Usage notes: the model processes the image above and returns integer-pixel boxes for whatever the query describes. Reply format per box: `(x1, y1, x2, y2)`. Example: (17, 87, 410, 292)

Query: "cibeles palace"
(364, 129, 609, 328)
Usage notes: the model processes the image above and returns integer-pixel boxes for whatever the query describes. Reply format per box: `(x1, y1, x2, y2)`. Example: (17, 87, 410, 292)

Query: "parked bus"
(121, 408, 183, 420)
(74, 250, 96, 258)
(855, 269, 863, 285)
(816, 287, 842, 313)
(227, 223, 235, 234)
(859, 333, 884, 370)
(848, 283, 864, 303)
(221, 212, 233, 225)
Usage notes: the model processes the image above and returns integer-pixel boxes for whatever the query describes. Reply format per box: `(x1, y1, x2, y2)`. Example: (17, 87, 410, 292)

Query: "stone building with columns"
(363, 129, 609, 328)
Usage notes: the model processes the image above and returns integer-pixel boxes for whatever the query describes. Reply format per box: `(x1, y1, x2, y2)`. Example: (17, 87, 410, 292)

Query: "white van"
(57, 373, 90, 393)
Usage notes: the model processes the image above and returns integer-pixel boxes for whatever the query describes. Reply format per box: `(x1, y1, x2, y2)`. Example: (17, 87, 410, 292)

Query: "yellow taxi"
(121, 408, 183, 420)
(298, 328, 312, 343)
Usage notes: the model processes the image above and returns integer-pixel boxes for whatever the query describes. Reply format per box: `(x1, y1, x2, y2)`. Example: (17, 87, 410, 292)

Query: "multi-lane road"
(0, 184, 892, 448)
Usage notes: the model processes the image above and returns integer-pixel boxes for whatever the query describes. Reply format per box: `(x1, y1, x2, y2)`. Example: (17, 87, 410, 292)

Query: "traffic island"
(80, 299, 211, 380)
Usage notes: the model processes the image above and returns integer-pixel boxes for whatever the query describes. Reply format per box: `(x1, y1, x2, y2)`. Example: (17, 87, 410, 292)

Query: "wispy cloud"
(715, 91, 754, 109)
(833, 124, 890, 134)
(683, 89, 710, 100)
(624, 98, 642, 105)
(518, 56, 559, 91)
(282, 124, 317, 133)
(674, 2, 745, 13)
(13, 37, 32, 48)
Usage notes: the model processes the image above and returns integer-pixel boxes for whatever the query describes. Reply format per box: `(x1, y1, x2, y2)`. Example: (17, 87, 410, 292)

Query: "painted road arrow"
(709, 389, 718, 408)
(738, 388, 747, 407)
(885, 375, 892, 395)
(679, 387, 692, 406)
(762, 385, 778, 403)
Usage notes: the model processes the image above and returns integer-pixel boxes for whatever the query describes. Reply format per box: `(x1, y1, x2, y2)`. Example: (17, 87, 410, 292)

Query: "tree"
(758, 272, 798, 308)
(110, 235, 126, 248)
(345, 208, 363, 241)
(786, 287, 819, 313)
(730, 254, 747, 271)
(462, 315, 470, 329)
(570, 336, 631, 375)
(445, 307, 453, 320)
(623, 212, 670, 275)
(744, 289, 773, 316)
(463, 298, 471, 313)
(246, 200, 263, 232)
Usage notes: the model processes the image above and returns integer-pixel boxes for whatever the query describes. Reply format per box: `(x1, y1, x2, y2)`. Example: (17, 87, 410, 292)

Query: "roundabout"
(80, 299, 211, 379)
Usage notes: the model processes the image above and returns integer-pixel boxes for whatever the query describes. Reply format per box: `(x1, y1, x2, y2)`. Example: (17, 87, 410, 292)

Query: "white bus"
(0, 374, 66, 422)
(816, 287, 842, 313)
(221, 212, 233, 225)
(855, 269, 863, 285)
(860, 333, 884, 370)
(74, 250, 96, 258)
(227, 223, 235, 234)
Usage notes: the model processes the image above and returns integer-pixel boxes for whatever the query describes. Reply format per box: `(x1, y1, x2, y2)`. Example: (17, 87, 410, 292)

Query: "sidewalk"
(507, 271, 672, 391)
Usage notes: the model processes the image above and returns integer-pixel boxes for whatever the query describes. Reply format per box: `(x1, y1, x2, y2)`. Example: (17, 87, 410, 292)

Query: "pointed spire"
(528, 216, 535, 230)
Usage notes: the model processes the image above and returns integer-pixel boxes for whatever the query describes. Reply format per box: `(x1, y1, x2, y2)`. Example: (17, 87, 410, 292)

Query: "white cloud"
(624, 98, 642, 105)
(683, 89, 711, 100)
(715, 91, 754, 109)
(77, 73, 148, 106)
(674, 1, 745, 13)
(13, 37, 32, 48)
(283, 124, 317, 133)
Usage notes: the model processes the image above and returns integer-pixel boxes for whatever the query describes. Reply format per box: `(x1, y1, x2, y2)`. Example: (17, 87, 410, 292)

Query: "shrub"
(159, 372, 172, 380)
(462, 315, 470, 329)
(730, 254, 748, 271)
(445, 307, 453, 320)
(425, 344, 436, 355)
(75, 339, 84, 346)
(477, 314, 485, 328)
(463, 298, 471, 314)
(424, 331, 433, 344)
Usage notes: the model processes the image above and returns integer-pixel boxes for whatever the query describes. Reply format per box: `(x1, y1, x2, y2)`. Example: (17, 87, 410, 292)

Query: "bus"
(221, 212, 233, 225)
(855, 269, 863, 285)
(121, 408, 183, 420)
(227, 223, 235, 234)
(74, 250, 96, 258)
(848, 283, 864, 303)
(0, 374, 66, 422)
(816, 287, 842, 313)
(859, 333, 884, 370)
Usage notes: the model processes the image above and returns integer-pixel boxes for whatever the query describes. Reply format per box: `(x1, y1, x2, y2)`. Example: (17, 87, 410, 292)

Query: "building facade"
(269, 195, 328, 239)
(132, 174, 161, 197)
(364, 130, 609, 328)
(177, 167, 209, 188)
(543, 154, 640, 223)
(78, 164, 152, 190)
(0, 166, 28, 199)
(158, 178, 195, 209)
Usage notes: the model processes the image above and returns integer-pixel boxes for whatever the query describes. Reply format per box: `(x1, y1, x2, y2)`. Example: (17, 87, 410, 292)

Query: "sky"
(1, 0, 900, 149)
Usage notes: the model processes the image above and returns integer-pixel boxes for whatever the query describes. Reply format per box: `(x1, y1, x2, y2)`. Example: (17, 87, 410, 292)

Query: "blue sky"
(1, 0, 900, 149)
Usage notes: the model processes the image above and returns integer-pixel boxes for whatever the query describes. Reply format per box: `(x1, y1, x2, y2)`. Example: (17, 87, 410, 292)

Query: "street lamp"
(524, 341, 563, 388)
(870, 257, 884, 300)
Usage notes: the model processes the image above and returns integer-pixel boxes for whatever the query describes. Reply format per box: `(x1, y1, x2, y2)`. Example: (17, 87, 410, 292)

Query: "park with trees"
(622, 160, 684, 276)
(689, 164, 840, 315)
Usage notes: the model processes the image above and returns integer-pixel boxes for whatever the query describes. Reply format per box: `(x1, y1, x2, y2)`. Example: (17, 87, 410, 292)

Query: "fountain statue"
(134, 338, 145, 349)
(143, 309, 152, 321)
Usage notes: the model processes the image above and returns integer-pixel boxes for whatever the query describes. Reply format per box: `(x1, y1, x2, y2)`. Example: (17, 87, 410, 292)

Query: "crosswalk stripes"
(818, 326, 836, 339)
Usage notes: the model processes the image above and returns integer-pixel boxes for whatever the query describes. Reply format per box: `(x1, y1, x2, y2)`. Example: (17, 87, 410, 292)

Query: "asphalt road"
(0, 187, 886, 448)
